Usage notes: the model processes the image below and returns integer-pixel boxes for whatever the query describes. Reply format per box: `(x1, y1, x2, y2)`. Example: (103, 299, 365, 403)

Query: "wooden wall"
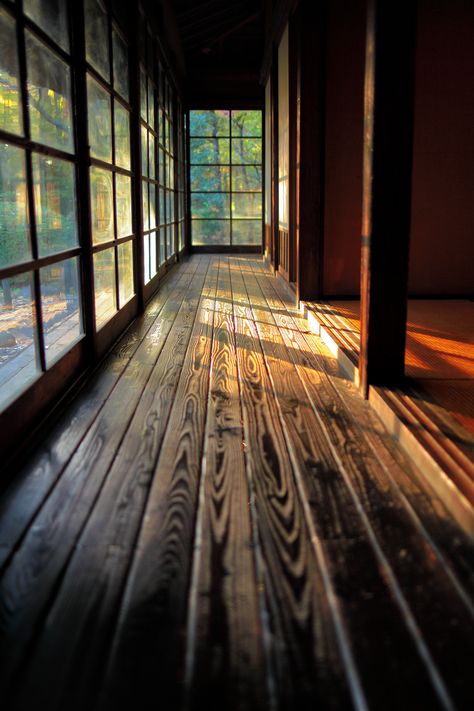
(409, 0, 474, 295)
(322, 0, 366, 297)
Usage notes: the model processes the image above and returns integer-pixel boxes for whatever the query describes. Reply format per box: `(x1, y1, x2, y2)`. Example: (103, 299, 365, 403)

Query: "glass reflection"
(40, 257, 82, 366)
(90, 166, 113, 244)
(118, 241, 134, 305)
(94, 247, 116, 327)
(0, 272, 39, 408)
(33, 154, 77, 256)
(87, 75, 112, 163)
(26, 32, 73, 152)
(116, 173, 132, 238)
(0, 9, 23, 136)
(0, 144, 30, 269)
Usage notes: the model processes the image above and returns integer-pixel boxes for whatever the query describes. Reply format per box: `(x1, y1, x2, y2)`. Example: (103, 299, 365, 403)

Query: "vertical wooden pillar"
(130, 8, 145, 312)
(288, 13, 298, 283)
(359, 0, 416, 396)
(71, 0, 97, 359)
(295, 0, 326, 302)
(270, 47, 279, 271)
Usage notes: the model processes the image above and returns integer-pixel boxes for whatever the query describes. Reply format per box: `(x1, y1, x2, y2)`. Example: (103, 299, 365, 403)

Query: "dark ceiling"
(169, 0, 266, 105)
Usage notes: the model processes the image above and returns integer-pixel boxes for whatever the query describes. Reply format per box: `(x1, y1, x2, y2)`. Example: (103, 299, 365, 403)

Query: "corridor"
(0, 255, 473, 710)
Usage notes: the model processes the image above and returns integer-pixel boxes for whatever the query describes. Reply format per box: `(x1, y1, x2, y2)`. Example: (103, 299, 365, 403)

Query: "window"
(189, 109, 262, 247)
(0, 0, 186, 427)
(278, 27, 289, 231)
(85, 0, 134, 328)
(0, 1, 82, 410)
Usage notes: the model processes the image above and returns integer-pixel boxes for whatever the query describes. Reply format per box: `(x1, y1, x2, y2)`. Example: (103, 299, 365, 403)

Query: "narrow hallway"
(0, 255, 472, 710)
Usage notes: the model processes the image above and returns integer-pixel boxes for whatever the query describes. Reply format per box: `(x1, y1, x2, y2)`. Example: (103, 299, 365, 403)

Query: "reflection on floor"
(324, 299, 474, 436)
(0, 255, 473, 710)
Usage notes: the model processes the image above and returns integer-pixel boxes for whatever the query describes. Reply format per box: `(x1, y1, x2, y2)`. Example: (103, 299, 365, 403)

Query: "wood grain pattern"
(254, 257, 474, 709)
(230, 258, 353, 710)
(96, 258, 219, 710)
(184, 258, 266, 711)
(0, 255, 472, 711)
(0, 258, 202, 572)
(0, 259, 207, 706)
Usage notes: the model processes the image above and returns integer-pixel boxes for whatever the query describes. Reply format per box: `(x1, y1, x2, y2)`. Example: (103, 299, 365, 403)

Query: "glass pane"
(159, 227, 165, 265)
(142, 181, 149, 231)
(190, 138, 230, 165)
(112, 29, 128, 100)
(189, 110, 229, 137)
(192, 219, 230, 246)
(167, 224, 173, 257)
(116, 173, 132, 238)
(0, 144, 30, 268)
(149, 230, 157, 279)
(231, 138, 262, 164)
(232, 166, 262, 192)
(33, 154, 77, 257)
(24, 0, 69, 52)
(232, 193, 262, 219)
(231, 110, 262, 137)
(232, 220, 262, 245)
(190, 166, 230, 192)
(148, 133, 155, 179)
(159, 187, 165, 225)
(26, 32, 73, 152)
(40, 257, 82, 366)
(140, 68, 147, 121)
(87, 75, 111, 162)
(159, 148, 165, 184)
(0, 273, 39, 407)
(149, 183, 156, 229)
(85, 0, 109, 80)
(118, 241, 134, 305)
(90, 166, 113, 244)
(94, 247, 116, 328)
(147, 82, 154, 130)
(114, 102, 130, 170)
(141, 125, 147, 176)
(143, 233, 150, 283)
(157, 107, 163, 145)
(0, 9, 23, 136)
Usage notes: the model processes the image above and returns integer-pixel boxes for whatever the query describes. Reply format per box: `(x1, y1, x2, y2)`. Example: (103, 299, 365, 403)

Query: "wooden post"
(295, 0, 326, 302)
(270, 47, 279, 271)
(359, 0, 416, 396)
(130, 6, 145, 312)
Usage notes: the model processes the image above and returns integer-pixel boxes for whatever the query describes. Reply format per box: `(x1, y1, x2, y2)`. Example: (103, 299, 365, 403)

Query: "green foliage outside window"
(189, 109, 262, 246)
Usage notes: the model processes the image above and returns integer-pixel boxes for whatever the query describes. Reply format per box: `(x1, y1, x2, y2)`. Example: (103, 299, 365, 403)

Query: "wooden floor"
(1, 255, 473, 711)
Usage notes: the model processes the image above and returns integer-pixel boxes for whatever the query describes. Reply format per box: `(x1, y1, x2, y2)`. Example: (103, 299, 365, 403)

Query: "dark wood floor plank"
(96, 258, 219, 711)
(0, 258, 200, 571)
(229, 258, 354, 711)
(239, 259, 453, 710)
(0, 260, 207, 702)
(6, 260, 212, 711)
(184, 257, 266, 711)
(0, 255, 472, 711)
(252, 258, 474, 710)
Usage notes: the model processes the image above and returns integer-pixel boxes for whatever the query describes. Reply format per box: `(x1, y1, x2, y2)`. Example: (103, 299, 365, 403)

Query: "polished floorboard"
(0, 255, 473, 711)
